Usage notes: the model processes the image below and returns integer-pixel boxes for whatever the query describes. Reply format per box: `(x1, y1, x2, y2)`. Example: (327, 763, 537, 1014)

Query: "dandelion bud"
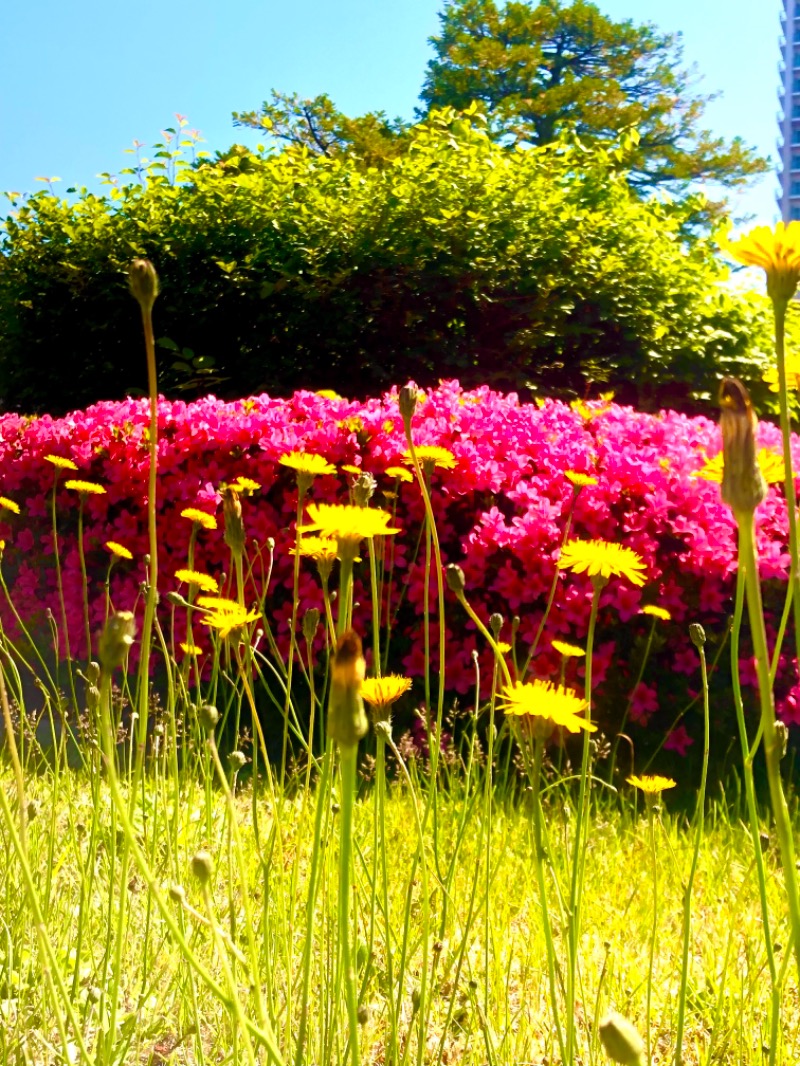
(489, 613, 503, 638)
(190, 850, 214, 885)
(86, 661, 100, 686)
(166, 590, 188, 607)
(445, 564, 466, 595)
(26, 799, 40, 822)
(357, 1004, 370, 1025)
(719, 377, 767, 516)
(398, 385, 418, 425)
(353, 472, 376, 507)
(266, 537, 275, 552)
(328, 629, 368, 749)
(598, 1011, 646, 1066)
(169, 883, 186, 902)
(228, 750, 247, 770)
(128, 259, 159, 313)
(198, 704, 220, 732)
(689, 623, 706, 649)
(98, 611, 136, 672)
(760, 830, 770, 853)
(302, 607, 321, 644)
(776, 720, 789, 758)
(411, 987, 421, 1012)
(222, 486, 246, 558)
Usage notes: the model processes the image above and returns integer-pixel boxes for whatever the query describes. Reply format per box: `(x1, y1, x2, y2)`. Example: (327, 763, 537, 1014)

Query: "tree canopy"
(418, 0, 766, 193)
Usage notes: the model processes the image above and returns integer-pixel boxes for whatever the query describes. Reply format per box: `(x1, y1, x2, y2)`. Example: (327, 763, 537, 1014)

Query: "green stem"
(338, 744, 361, 1066)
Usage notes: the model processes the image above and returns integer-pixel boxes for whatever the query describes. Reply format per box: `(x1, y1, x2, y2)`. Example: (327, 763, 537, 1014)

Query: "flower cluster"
(0, 380, 797, 746)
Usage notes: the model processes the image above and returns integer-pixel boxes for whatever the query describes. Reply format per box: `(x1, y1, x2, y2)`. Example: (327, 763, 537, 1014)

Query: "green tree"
(419, 0, 767, 193)
(232, 91, 407, 167)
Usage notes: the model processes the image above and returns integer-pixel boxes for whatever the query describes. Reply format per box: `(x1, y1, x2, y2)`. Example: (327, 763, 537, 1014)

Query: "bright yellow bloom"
(299, 503, 401, 544)
(196, 595, 241, 612)
(316, 389, 342, 400)
(763, 356, 800, 393)
(564, 470, 598, 487)
(402, 446, 457, 471)
(360, 675, 413, 709)
(64, 480, 105, 495)
(0, 497, 20, 515)
(627, 774, 677, 794)
(693, 448, 785, 486)
(558, 539, 647, 587)
(341, 464, 362, 476)
(180, 507, 217, 530)
(175, 569, 219, 593)
(291, 536, 339, 561)
(105, 541, 133, 560)
(641, 605, 671, 622)
(180, 642, 203, 656)
(203, 605, 259, 639)
(279, 452, 336, 478)
(43, 454, 78, 471)
(722, 222, 800, 301)
(551, 639, 585, 658)
(230, 476, 261, 494)
(499, 679, 596, 733)
(495, 641, 512, 654)
(385, 465, 414, 483)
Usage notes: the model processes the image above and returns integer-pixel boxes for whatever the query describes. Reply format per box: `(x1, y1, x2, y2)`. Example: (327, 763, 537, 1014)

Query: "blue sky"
(0, 0, 783, 222)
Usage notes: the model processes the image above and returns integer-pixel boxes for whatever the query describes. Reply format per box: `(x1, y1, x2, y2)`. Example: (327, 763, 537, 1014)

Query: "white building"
(779, 0, 800, 220)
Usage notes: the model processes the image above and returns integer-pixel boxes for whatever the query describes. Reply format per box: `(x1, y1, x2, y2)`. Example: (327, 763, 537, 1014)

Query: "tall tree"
(419, 0, 767, 192)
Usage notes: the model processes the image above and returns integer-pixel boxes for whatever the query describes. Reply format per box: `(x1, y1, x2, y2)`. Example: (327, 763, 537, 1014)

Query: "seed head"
(128, 259, 160, 313)
(198, 704, 220, 732)
(598, 1011, 646, 1066)
(190, 850, 214, 886)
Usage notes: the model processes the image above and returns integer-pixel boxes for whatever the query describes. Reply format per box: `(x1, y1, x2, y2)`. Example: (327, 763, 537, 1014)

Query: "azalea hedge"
(0, 380, 796, 764)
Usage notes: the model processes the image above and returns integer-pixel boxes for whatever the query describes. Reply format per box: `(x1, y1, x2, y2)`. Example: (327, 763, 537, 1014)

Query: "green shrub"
(0, 111, 776, 415)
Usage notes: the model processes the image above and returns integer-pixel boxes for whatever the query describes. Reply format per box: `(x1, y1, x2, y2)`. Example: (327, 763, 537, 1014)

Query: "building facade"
(779, 0, 800, 220)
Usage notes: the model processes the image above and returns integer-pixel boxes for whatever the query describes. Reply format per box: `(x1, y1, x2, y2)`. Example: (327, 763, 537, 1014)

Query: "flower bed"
(0, 380, 795, 751)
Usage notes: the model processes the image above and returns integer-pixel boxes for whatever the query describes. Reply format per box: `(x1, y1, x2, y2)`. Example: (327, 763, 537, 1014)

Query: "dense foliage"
(0, 113, 776, 416)
(0, 379, 797, 762)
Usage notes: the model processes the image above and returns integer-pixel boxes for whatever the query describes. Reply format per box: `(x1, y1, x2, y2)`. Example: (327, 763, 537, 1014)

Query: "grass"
(0, 751, 798, 1066)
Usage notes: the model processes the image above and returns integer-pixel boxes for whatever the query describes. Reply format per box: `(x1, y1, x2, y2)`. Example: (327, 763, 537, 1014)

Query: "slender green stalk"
(644, 796, 658, 1066)
(674, 627, 710, 1066)
(608, 616, 659, 782)
(338, 744, 361, 1066)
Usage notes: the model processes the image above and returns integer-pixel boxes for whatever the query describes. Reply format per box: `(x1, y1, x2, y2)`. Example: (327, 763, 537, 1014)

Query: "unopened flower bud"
(302, 607, 321, 644)
(353, 472, 376, 507)
(228, 750, 247, 770)
(719, 377, 767, 516)
(489, 613, 503, 638)
(598, 1011, 646, 1066)
(357, 1004, 370, 1025)
(169, 883, 186, 902)
(328, 629, 368, 749)
(398, 385, 418, 425)
(98, 611, 136, 671)
(129, 259, 159, 313)
(222, 485, 246, 558)
(166, 590, 188, 607)
(198, 704, 220, 732)
(445, 564, 466, 594)
(190, 850, 214, 885)
(689, 623, 706, 649)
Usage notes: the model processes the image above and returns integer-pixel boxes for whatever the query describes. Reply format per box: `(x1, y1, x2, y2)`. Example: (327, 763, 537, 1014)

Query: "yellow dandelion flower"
(105, 541, 133, 560)
(627, 774, 677, 794)
(196, 595, 241, 613)
(641, 605, 671, 622)
(279, 452, 336, 478)
(0, 497, 20, 515)
(203, 605, 259, 639)
(341, 464, 362, 476)
(43, 454, 78, 471)
(564, 470, 598, 488)
(763, 356, 800, 393)
(64, 480, 106, 495)
(291, 536, 339, 561)
(558, 539, 646, 587)
(360, 675, 413, 709)
(495, 641, 512, 654)
(230, 476, 261, 494)
(175, 569, 219, 594)
(722, 222, 800, 301)
(693, 448, 785, 486)
(180, 508, 217, 530)
(499, 679, 596, 733)
(316, 389, 342, 400)
(180, 642, 203, 656)
(402, 446, 457, 471)
(551, 639, 585, 658)
(299, 503, 401, 544)
(385, 465, 414, 483)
